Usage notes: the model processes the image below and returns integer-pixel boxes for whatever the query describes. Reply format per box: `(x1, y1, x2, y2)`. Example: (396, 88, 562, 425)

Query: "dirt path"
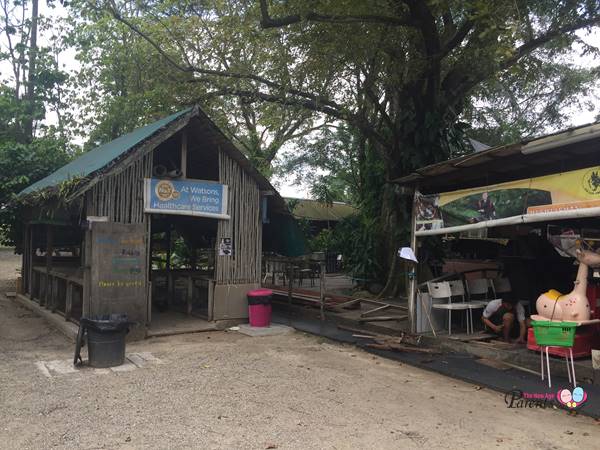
(0, 248, 19, 292)
(0, 293, 598, 450)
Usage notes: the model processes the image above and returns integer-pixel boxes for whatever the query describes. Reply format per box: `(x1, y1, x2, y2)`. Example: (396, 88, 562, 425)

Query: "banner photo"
(416, 166, 600, 232)
(144, 178, 229, 219)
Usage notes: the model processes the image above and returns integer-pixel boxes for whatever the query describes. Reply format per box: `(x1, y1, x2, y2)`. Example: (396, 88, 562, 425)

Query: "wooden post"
(408, 189, 418, 334)
(83, 228, 92, 318)
(21, 225, 28, 295)
(166, 225, 173, 309)
(51, 276, 58, 312)
(180, 129, 188, 178)
(287, 263, 293, 324)
(207, 280, 214, 321)
(319, 261, 326, 321)
(145, 218, 152, 327)
(43, 225, 53, 307)
(65, 281, 73, 321)
(28, 225, 34, 295)
(186, 275, 193, 315)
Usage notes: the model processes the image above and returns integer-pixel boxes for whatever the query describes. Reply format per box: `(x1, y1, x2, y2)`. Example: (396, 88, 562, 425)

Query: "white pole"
(408, 189, 418, 333)
(416, 205, 600, 237)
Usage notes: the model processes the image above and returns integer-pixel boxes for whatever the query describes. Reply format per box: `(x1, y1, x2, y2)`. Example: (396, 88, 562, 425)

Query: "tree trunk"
(378, 175, 409, 299)
(23, 0, 39, 141)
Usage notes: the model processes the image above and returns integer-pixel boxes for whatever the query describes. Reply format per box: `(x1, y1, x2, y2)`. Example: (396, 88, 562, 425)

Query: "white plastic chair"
(427, 281, 470, 335)
(466, 278, 496, 306)
(448, 280, 482, 334)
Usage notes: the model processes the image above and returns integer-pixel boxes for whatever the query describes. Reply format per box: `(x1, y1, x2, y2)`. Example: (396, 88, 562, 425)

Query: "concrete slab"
(35, 352, 161, 378)
(110, 361, 137, 372)
(44, 359, 78, 375)
(236, 323, 294, 337)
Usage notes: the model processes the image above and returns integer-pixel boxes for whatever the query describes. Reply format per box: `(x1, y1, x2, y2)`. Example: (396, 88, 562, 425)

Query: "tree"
(463, 58, 599, 146)
(0, 0, 73, 245)
(96, 0, 600, 295)
(67, 0, 327, 176)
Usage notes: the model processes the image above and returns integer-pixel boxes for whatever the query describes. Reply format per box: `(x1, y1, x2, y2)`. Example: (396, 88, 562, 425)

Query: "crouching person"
(482, 298, 528, 343)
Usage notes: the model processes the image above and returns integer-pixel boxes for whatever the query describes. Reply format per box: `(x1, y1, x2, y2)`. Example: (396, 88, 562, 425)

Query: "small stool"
(540, 345, 576, 388)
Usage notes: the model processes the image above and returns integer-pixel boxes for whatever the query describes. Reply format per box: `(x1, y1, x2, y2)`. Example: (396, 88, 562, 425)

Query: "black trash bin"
(80, 314, 130, 368)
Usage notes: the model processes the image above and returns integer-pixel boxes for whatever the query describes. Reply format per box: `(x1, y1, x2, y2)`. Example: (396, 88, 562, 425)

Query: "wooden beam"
(43, 225, 53, 307)
(319, 261, 326, 321)
(360, 304, 391, 317)
(166, 225, 173, 309)
(186, 275, 193, 315)
(358, 315, 408, 322)
(65, 281, 73, 321)
(181, 129, 188, 178)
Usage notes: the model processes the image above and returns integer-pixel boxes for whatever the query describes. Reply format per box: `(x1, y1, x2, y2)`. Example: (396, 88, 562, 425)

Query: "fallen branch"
(366, 343, 441, 354)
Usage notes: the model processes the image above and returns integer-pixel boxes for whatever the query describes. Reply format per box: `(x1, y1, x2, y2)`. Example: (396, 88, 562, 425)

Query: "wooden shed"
(18, 106, 290, 338)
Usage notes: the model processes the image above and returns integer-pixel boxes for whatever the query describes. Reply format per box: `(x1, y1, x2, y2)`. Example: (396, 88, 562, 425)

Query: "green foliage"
(308, 228, 335, 253)
(65, 0, 322, 175)
(0, 135, 72, 246)
(0, 0, 75, 247)
(332, 215, 382, 280)
(463, 61, 599, 145)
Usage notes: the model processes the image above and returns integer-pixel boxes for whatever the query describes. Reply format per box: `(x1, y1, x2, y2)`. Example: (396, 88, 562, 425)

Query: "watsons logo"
(155, 180, 180, 201)
(582, 168, 600, 195)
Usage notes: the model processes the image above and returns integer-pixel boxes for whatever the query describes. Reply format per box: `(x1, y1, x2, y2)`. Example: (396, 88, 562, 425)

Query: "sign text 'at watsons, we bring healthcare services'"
(144, 178, 229, 219)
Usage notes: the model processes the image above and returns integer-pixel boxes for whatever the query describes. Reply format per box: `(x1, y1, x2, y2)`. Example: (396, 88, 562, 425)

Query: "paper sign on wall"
(219, 238, 232, 256)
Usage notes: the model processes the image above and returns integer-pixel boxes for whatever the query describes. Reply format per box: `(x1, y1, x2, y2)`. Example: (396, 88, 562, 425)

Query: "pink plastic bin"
(247, 289, 273, 327)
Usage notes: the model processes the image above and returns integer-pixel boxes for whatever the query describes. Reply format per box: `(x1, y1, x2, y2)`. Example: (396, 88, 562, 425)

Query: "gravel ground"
(0, 248, 19, 291)
(1, 251, 599, 449)
(1, 293, 599, 450)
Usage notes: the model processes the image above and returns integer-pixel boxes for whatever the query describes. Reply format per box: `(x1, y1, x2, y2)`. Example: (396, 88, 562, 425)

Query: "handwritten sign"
(90, 223, 147, 331)
(144, 178, 229, 219)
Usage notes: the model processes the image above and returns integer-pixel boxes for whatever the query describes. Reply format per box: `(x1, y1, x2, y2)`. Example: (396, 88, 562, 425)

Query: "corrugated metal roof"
(395, 121, 600, 194)
(286, 198, 356, 221)
(20, 108, 191, 195)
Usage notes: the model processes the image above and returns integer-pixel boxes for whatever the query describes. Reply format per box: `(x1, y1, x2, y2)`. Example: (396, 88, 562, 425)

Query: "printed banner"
(416, 166, 600, 232)
(144, 178, 229, 219)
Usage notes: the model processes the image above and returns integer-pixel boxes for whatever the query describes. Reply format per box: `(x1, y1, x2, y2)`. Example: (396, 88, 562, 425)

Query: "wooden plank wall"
(85, 154, 152, 224)
(216, 151, 262, 285)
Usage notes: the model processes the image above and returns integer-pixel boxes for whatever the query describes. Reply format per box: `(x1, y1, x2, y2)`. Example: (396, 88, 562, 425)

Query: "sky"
(2, 3, 600, 199)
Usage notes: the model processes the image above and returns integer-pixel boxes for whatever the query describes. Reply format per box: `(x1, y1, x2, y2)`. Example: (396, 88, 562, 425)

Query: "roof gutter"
(521, 123, 600, 155)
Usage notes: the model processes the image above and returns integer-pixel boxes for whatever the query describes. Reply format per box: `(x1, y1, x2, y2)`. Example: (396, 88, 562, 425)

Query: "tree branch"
(500, 15, 600, 71)
(105, 4, 344, 113)
(444, 13, 600, 111)
(199, 88, 389, 154)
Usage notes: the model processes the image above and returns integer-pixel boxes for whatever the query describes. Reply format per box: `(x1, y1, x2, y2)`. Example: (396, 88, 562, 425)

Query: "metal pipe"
(408, 189, 418, 333)
(416, 206, 600, 237)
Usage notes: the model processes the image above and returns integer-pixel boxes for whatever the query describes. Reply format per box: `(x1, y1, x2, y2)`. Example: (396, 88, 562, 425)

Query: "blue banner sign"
(144, 178, 229, 219)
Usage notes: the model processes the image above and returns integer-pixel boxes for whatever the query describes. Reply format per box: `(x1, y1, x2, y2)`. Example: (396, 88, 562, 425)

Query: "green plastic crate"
(531, 321, 577, 347)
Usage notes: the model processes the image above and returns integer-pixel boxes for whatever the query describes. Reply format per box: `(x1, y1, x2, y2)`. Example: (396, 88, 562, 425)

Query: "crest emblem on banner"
(582, 168, 600, 195)
(155, 180, 179, 201)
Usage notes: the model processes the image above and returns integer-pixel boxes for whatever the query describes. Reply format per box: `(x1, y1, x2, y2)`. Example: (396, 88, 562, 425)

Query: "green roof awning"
(285, 198, 356, 221)
(20, 108, 191, 195)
